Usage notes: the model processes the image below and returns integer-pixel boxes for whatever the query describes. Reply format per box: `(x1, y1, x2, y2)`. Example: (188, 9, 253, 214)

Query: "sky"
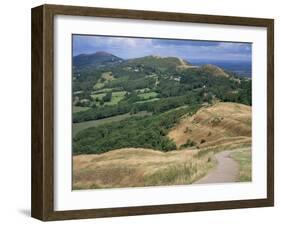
(72, 35, 252, 62)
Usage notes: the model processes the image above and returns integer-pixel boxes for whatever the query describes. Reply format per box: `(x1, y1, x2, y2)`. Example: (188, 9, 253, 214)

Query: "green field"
(136, 98, 160, 104)
(105, 91, 127, 106)
(91, 93, 106, 100)
(73, 106, 90, 113)
(91, 91, 126, 106)
(137, 91, 158, 99)
(73, 111, 151, 136)
(136, 88, 151, 93)
(92, 88, 113, 94)
(93, 81, 105, 90)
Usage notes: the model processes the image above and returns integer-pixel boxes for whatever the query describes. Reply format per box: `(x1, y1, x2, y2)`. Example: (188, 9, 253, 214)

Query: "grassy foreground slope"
(73, 102, 252, 189)
(73, 144, 251, 189)
(73, 147, 214, 189)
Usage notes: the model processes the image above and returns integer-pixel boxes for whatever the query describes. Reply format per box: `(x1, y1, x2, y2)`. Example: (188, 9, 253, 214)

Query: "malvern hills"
(72, 50, 252, 189)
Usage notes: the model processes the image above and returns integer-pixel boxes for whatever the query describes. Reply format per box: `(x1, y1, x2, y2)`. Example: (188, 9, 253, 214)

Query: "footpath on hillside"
(194, 150, 239, 184)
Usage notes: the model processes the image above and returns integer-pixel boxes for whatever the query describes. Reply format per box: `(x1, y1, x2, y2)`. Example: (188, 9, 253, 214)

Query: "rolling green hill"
(72, 52, 252, 155)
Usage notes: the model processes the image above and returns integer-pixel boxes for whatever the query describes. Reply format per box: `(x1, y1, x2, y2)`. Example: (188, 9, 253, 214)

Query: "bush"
(200, 139, 206, 144)
(180, 139, 197, 149)
(102, 92, 112, 102)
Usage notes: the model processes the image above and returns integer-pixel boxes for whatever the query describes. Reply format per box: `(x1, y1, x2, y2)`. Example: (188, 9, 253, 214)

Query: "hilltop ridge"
(73, 51, 233, 77)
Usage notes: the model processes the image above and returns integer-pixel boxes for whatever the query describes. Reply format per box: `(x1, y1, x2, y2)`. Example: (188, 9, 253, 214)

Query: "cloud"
(152, 39, 220, 47)
(73, 35, 252, 61)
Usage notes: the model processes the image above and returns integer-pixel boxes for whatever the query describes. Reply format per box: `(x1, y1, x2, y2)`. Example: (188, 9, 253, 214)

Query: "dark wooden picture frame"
(31, 4, 274, 221)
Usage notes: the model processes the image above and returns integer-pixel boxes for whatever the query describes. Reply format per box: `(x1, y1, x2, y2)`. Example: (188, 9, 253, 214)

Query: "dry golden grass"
(168, 102, 251, 149)
(73, 148, 215, 189)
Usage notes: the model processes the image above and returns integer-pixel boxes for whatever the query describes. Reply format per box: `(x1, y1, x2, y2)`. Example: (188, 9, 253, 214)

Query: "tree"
(102, 92, 112, 102)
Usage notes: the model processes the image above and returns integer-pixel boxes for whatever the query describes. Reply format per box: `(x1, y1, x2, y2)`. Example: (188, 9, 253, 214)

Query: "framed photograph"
(31, 4, 274, 221)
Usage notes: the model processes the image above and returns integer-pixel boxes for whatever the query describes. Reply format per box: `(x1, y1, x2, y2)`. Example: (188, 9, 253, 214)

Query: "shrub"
(180, 139, 197, 149)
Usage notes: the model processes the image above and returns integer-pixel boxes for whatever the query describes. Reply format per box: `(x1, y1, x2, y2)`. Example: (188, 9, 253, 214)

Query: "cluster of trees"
(102, 92, 112, 102)
(73, 106, 199, 155)
(180, 68, 252, 106)
(73, 68, 103, 92)
(156, 79, 192, 98)
(73, 104, 131, 122)
(238, 80, 252, 105)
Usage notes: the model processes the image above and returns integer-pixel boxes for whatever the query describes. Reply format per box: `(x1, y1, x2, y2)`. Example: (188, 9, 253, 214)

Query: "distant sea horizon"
(189, 59, 252, 77)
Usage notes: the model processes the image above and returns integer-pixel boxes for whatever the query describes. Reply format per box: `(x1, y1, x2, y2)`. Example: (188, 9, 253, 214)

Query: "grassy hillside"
(168, 102, 251, 149)
(73, 105, 200, 155)
(72, 53, 251, 113)
(73, 102, 251, 156)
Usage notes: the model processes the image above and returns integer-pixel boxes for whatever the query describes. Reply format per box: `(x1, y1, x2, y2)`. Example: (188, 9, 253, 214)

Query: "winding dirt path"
(194, 150, 239, 184)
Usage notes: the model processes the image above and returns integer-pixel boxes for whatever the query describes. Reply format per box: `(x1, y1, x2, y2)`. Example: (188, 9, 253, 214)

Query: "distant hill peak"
(73, 51, 123, 69)
(93, 51, 115, 57)
(149, 55, 162, 59)
(75, 51, 121, 58)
